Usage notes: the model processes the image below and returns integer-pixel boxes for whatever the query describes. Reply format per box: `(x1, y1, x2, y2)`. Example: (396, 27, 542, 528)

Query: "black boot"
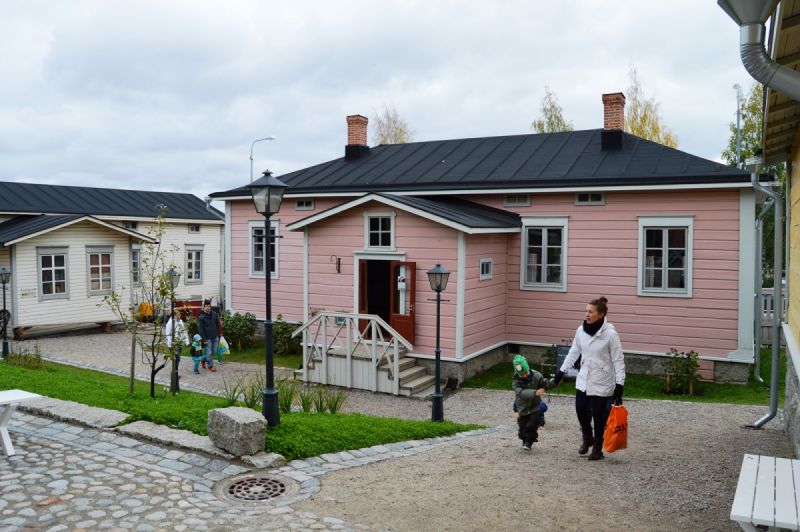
(588, 438, 604, 461)
(578, 431, 593, 455)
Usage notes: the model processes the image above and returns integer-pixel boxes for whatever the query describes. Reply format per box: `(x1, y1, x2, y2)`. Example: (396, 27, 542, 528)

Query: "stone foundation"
(786, 355, 800, 458)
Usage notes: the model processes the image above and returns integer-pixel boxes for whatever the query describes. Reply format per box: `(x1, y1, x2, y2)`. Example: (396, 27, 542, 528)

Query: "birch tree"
(624, 67, 678, 148)
(531, 86, 574, 133)
(372, 104, 415, 144)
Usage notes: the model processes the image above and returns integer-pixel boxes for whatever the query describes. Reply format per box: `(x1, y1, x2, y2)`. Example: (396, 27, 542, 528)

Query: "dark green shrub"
(664, 348, 699, 395)
(221, 310, 258, 349)
(273, 314, 301, 356)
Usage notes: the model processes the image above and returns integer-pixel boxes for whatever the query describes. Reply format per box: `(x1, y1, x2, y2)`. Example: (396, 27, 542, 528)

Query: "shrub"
(324, 388, 348, 414)
(4, 344, 46, 370)
(664, 348, 699, 395)
(242, 372, 265, 409)
(221, 376, 244, 406)
(221, 310, 258, 350)
(312, 386, 326, 413)
(298, 385, 315, 413)
(273, 314, 301, 357)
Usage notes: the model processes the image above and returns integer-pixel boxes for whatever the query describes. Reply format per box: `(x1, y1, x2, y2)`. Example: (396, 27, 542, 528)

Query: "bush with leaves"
(664, 348, 699, 395)
(273, 314, 301, 356)
(220, 310, 258, 350)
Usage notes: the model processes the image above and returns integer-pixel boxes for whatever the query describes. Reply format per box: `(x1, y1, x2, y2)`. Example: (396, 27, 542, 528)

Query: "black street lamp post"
(0, 267, 10, 358)
(167, 267, 181, 394)
(426, 263, 450, 422)
(248, 170, 287, 428)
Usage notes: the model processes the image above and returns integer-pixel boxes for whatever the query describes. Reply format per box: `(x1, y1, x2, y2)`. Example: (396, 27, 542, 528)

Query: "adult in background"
(164, 310, 189, 381)
(554, 296, 625, 461)
(197, 299, 218, 373)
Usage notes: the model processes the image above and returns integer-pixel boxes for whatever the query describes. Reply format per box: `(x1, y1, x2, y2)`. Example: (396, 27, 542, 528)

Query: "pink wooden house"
(211, 92, 761, 394)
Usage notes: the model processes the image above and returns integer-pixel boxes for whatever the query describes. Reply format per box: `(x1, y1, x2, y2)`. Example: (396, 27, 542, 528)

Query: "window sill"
(637, 290, 692, 298)
(519, 284, 566, 292)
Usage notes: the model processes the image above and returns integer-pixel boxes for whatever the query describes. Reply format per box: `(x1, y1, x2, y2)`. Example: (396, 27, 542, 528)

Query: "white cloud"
(0, 0, 755, 201)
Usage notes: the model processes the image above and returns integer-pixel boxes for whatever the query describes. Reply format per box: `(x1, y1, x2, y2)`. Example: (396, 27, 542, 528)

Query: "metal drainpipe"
(748, 172, 783, 429)
(753, 197, 774, 384)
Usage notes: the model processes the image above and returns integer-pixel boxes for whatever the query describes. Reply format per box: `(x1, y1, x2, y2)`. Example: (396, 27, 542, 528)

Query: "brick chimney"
(601, 92, 625, 151)
(602, 92, 625, 130)
(345, 114, 369, 160)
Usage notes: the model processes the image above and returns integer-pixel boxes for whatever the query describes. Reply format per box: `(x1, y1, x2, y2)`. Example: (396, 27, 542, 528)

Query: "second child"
(512, 355, 556, 451)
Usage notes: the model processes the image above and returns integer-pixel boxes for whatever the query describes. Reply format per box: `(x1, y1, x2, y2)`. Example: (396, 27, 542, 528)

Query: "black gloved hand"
(553, 370, 565, 385)
(613, 383, 624, 405)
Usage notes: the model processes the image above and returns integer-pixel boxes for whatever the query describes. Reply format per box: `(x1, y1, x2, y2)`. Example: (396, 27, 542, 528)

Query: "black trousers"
(575, 389, 613, 446)
(517, 409, 541, 445)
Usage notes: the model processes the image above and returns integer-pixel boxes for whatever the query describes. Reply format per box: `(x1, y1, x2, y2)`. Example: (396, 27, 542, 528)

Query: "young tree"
(531, 86, 574, 133)
(371, 104, 415, 145)
(721, 82, 786, 284)
(102, 206, 180, 398)
(624, 67, 678, 148)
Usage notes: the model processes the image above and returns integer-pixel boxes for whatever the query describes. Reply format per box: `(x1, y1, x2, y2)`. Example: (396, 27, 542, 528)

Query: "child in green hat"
(512, 354, 557, 451)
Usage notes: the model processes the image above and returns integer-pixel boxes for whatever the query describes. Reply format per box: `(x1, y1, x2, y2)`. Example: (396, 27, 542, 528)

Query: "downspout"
(748, 172, 783, 428)
(753, 195, 774, 384)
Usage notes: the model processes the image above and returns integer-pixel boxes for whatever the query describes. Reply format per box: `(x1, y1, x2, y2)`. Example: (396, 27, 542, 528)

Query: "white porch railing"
(762, 288, 787, 319)
(292, 312, 413, 395)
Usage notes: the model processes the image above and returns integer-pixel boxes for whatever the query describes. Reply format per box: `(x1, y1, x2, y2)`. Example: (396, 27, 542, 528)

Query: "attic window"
(503, 194, 531, 207)
(295, 199, 314, 211)
(122, 221, 138, 230)
(575, 192, 605, 205)
(188, 224, 201, 233)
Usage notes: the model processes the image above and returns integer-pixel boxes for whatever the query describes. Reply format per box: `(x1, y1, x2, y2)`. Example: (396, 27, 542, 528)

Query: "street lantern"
(426, 263, 450, 422)
(248, 170, 288, 427)
(0, 267, 10, 358)
(167, 267, 181, 394)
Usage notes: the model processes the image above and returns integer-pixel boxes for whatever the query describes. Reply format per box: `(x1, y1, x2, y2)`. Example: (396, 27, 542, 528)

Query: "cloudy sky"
(1, 1, 755, 202)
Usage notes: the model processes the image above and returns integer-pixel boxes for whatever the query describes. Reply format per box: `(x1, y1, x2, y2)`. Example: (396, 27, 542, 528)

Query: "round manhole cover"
(217, 473, 300, 504)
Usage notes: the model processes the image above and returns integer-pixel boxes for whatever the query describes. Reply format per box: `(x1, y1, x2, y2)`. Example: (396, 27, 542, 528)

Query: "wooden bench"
(730, 453, 800, 531)
(0, 389, 41, 456)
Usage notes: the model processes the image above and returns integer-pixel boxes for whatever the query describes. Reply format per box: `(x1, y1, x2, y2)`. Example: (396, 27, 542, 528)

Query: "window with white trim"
(575, 192, 605, 205)
(503, 194, 531, 207)
(364, 212, 394, 250)
(188, 224, 201, 233)
(87, 247, 113, 295)
(130, 245, 141, 286)
(122, 221, 138, 230)
(521, 217, 568, 291)
(638, 216, 693, 297)
(249, 220, 278, 277)
(38, 247, 69, 300)
(186, 245, 204, 283)
(295, 199, 314, 211)
(479, 258, 493, 280)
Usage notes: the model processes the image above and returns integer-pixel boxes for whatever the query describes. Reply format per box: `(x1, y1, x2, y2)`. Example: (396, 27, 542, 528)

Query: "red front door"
(389, 261, 415, 344)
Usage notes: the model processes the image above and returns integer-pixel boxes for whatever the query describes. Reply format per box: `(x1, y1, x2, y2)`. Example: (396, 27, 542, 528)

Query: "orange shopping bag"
(603, 404, 628, 453)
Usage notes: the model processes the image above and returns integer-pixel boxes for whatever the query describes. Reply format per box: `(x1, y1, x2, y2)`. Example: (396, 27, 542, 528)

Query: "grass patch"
(0, 360, 481, 460)
(463, 347, 786, 406)
(220, 345, 302, 369)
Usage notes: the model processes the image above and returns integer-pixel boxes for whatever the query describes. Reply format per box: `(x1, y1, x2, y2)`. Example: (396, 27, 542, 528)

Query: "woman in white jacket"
(554, 296, 625, 461)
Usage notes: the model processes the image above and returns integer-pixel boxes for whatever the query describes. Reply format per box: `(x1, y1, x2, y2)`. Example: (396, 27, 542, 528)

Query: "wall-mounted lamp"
(330, 255, 341, 274)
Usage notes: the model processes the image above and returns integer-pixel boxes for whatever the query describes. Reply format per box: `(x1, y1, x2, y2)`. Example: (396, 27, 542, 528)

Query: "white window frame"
(295, 199, 314, 211)
(188, 224, 201, 234)
(479, 258, 493, 280)
(520, 217, 569, 292)
(503, 193, 531, 207)
(130, 244, 141, 287)
(249, 220, 279, 278)
(185, 245, 204, 284)
(37, 247, 69, 301)
(364, 211, 396, 251)
(637, 216, 693, 298)
(122, 221, 138, 230)
(575, 192, 605, 205)
(86, 246, 114, 296)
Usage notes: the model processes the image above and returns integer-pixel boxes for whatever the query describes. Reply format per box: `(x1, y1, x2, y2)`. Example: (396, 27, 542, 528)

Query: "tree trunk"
(129, 324, 137, 397)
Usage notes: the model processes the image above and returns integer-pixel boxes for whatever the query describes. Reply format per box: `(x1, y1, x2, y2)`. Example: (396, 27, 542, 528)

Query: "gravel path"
(11, 331, 795, 531)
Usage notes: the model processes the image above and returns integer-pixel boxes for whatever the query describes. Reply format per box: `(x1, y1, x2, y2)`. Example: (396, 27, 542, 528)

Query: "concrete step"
(397, 365, 427, 382)
(411, 383, 437, 399)
(378, 356, 416, 372)
(400, 374, 435, 396)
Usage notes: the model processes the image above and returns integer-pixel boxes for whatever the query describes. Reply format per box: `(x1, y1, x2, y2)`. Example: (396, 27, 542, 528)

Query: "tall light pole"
(167, 267, 181, 394)
(248, 170, 287, 427)
(0, 267, 10, 359)
(426, 263, 450, 422)
(250, 136, 277, 183)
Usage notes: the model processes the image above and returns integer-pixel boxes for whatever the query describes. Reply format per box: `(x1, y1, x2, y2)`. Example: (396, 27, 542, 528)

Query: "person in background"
(190, 334, 203, 374)
(554, 296, 625, 461)
(164, 310, 189, 376)
(197, 299, 218, 373)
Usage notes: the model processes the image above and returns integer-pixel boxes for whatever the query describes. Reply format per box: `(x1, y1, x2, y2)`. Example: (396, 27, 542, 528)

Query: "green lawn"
(223, 345, 302, 369)
(463, 347, 786, 406)
(0, 360, 481, 461)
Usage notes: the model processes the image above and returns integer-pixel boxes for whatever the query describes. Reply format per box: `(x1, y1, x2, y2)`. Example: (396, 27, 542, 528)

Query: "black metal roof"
(211, 129, 750, 198)
(0, 181, 223, 220)
(380, 194, 521, 230)
(0, 215, 156, 246)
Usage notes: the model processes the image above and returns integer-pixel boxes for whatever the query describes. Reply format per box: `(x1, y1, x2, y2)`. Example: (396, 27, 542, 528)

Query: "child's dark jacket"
(512, 370, 555, 416)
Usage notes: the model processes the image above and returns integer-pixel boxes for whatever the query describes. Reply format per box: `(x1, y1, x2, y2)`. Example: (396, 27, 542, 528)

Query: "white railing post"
(321, 315, 328, 385)
(302, 329, 308, 383)
(393, 340, 399, 395)
(346, 317, 352, 389)
(370, 319, 378, 392)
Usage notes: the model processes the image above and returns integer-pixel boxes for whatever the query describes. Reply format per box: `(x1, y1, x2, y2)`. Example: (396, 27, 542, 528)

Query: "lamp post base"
(263, 389, 280, 427)
(1, 341, 7, 358)
(431, 393, 444, 422)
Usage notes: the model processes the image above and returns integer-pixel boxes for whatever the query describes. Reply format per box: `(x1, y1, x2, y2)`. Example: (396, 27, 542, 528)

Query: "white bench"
(0, 389, 41, 456)
(731, 453, 800, 531)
